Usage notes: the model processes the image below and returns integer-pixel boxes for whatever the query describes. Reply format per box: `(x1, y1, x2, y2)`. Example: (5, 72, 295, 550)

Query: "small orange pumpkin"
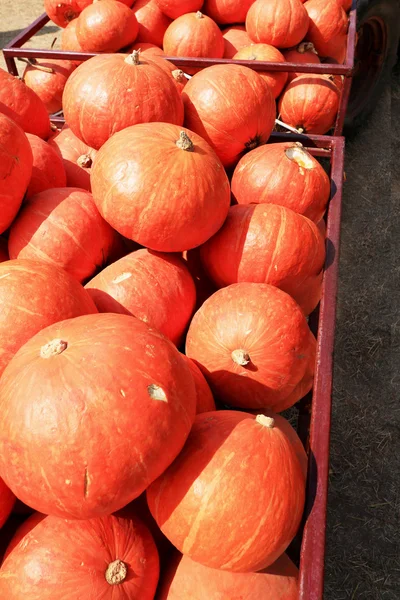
(233, 44, 288, 99)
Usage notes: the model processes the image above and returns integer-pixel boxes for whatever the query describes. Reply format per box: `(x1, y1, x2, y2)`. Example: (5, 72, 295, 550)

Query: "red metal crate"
(3, 6, 356, 135)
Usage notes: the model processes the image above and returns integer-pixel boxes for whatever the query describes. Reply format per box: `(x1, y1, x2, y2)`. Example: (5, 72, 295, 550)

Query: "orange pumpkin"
(182, 355, 216, 413)
(246, 0, 309, 48)
(3, 512, 46, 560)
(91, 123, 231, 252)
(25, 134, 67, 199)
(183, 64, 276, 168)
(85, 249, 196, 346)
(0, 69, 51, 140)
(231, 141, 330, 223)
(203, 0, 256, 24)
(283, 42, 320, 82)
(155, 0, 203, 19)
(0, 114, 33, 234)
(304, 0, 348, 61)
(8, 188, 121, 283)
(279, 74, 340, 134)
(163, 12, 224, 74)
(182, 248, 218, 309)
(23, 59, 76, 115)
(44, 0, 91, 27)
(233, 44, 288, 99)
(63, 52, 184, 150)
(222, 25, 252, 58)
(158, 552, 299, 599)
(133, 0, 172, 47)
(75, 0, 139, 52)
(61, 18, 85, 54)
(200, 203, 325, 315)
(143, 55, 189, 92)
(147, 411, 306, 571)
(186, 283, 315, 410)
(48, 125, 97, 191)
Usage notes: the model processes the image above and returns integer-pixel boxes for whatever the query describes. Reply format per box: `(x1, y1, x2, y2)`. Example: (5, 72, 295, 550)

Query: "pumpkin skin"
(147, 410, 306, 571)
(0, 313, 197, 519)
(0, 513, 159, 599)
(44, 0, 91, 27)
(222, 25, 252, 58)
(182, 354, 216, 413)
(163, 12, 224, 74)
(25, 134, 67, 200)
(133, 0, 172, 47)
(143, 55, 189, 92)
(0, 259, 97, 378)
(48, 125, 97, 191)
(23, 59, 76, 114)
(186, 283, 314, 410)
(200, 204, 325, 316)
(158, 551, 299, 599)
(155, 0, 203, 19)
(182, 248, 218, 309)
(0, 479, 15, 529)
(61, 18, 85, 56)
(183, 64, 276, 168)
(340, 0, 352, 11)
(0, 70, 51, 140)
(203, 0, 256, 25)
(0, 238, 8, 262)
(85, 249, 196, 346)
(304, 0, 348, 60)
(231, 141, 330, 223)
(128, 41, 166, 56)
(63, 52, 184, 150)
(8, 188, 121, 284)
(283, 42, 320, 83)
(279, 74, 340, 135)
(0, 114, 33, 234)
(233, 44, 288, 99)
(91, 123, 230, 251)
(76, 0, 139, 52)
(246, 0, 309, 48)
(3, 513, 46, 560)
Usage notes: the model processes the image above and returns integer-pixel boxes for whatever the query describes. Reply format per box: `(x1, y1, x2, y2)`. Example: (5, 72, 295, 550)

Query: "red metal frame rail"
(3, 6, 356, 135)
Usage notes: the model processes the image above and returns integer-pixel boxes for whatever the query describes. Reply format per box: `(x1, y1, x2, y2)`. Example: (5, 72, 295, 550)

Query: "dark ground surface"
(1, 6, 399, 599)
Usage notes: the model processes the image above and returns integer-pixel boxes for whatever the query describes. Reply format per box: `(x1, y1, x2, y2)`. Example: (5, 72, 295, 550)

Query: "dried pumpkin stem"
(40, 339, 68, 358)
(125, 50, 141, 66)
(172, 69, 186, 83)
(77, 154, 92, 168)
(256, 415, 275, 428)
(196, 11, 204, 18)
(176, 131, 194, 152)
(105, 559, 127, 585)
(297, 42, 318, 55)
(17, 57, 54, 73)
(231, 349, 251, 366)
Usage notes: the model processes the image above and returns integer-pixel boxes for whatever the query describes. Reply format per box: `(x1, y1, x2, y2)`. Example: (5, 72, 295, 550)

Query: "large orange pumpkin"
(91, 123, 230, 251)
(0, 114, 33, 234)
(48, 125, 97, 191)
(23, 59, 76, 114)
(147, 410, 306, 571)
(155, 0, 203, 19)
(222, 25, 252, 58)
(158, 551, 299, 599)
(44, 0, 91, 27)
(8, 188, 121, 284)
(163, 12, 224, 73)
(233, 44, 288, 99)
(203, 0, 256, 24)
(246, 0, 309, 47)
(25, 134, 67, 199)
(63, 52, 184, 150)
(0, 479, 15, 529)
(283, 42, 320, 83)
(231, 141, 330, 223)
(3, 512, 46, 560)
(85, 249, 196, 346)
(76, 0, 139, 52)
(183, 64, 276, 168)
(0, 313, 197, 519)
(133, 0, 172, 47)
(186, 283, 315, 410)
(0, 259, 97, 377)
(305, 0, 348, 61)
(61, 18, 85, 54)
(200, 203, 325, 315)
(0, 69, 51, 140)
(0, 513, 159, 599)
(279, 74, 340, 134)
(182, 355, 216, 413)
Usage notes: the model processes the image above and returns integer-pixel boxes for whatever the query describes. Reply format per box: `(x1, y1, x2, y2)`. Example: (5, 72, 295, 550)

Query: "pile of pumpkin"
(20, 0, 352, 135)
(0, 1, 335, 595)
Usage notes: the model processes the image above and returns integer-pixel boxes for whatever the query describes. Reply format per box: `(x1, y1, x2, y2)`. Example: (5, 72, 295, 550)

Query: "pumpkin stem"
(297, 42, 318, 55)
(77, 154, 93, 168)
(245, 136, 261, 151)
(172, 69, 187, 83)
(17, 57, 54, 73)
(105, 559, 127, 585)
(148, 384, 168, 402)
(40, 339, 68, 358)
(285, 144, 315, 170)
(176, 131, 194, 152)
(231, 349, 251, 366)
(125, 50, 141, 65)
(256, 414, 275, 428)
(196, 11, 204, 18)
